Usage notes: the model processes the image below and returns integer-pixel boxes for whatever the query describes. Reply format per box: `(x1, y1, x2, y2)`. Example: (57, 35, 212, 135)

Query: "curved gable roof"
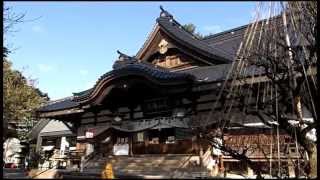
(73, 52, 195, 103)
(38, 52, 195, 113)
(156, 16, 233, 63)
(136, 6, 232, 64)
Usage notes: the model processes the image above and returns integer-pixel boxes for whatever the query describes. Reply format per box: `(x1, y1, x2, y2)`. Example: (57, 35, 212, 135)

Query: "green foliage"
(183, 23, 196, 34)
(3, 5, 49, 141)
(182, 23, 204, 39)
(183, 24, 219, 39)
(3, 58, 49, 140)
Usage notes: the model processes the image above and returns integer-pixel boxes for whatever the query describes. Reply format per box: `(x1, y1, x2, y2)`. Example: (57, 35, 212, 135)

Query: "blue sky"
(5, 1, 256, 100)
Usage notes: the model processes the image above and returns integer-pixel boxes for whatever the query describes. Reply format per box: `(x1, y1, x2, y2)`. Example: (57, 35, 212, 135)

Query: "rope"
(287, 2, 318, 121)
(221, 2, 265, 129)
(275, 85, 281, 177)
(294, 127, 300, 177)
(202, 2, 316, 178)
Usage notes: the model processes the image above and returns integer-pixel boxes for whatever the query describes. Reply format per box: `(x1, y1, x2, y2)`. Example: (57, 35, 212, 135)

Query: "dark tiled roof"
(179, 64, 265, 83)
(38, 62, 265, 112)
(38, 54, 196, 112)
(73, 88, 93, 97)
(202, 25, 246, 61)
(37, 97, 79, 112)
(201, 15, 283, 61)
(112, 59, 195, 82)
(180, 64, 231, 82)
(157, 16, 233, 63)
(202, 24, 248, 43)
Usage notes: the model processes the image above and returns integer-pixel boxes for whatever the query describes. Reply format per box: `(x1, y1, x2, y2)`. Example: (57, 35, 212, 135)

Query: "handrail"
(170, 155, 207, 178)
(30, 163, 59, 178)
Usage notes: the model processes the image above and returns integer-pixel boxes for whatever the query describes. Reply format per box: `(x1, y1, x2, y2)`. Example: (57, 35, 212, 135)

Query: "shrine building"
(37, 7, 306, 177)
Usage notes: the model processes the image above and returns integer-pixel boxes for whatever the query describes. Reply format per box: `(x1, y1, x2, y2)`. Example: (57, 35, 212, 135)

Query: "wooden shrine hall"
(37, 7, 309, 177)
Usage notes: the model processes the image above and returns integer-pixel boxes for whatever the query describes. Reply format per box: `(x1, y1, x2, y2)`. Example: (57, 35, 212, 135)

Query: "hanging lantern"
(174, 108, 186, 118)
(114, 116, 122, 122)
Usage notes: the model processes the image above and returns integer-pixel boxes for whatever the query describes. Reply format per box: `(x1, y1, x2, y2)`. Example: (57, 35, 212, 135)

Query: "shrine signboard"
(85, 128, 96, 139)
(113, 144, 129, 155)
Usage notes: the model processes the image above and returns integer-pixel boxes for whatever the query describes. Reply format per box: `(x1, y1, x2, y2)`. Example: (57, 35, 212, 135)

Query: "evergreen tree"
(183, 23, 204, 39)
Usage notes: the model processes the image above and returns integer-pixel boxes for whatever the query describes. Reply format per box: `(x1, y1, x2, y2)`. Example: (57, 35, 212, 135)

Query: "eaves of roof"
(37, 97, 79, 112)
(38, 57, 196, 113)
(179, 63, 265, 84)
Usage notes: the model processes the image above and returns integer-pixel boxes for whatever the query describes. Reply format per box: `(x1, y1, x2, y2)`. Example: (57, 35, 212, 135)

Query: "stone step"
(110, 162, 185, 167)
(112, 163, 187, 167)
(62, 174, 100, 179)
(83, 155, 195, 173)
(82, 169, 208, 178)
(108, 159, 188, 163)
(110, 159, 187, 163)
(84, 166, 192, 173)
(113, 157, 187, 159)
(84, 164, 189, 171)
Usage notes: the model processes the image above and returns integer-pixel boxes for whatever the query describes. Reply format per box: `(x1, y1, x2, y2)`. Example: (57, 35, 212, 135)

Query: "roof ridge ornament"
(160, 5, 173, 19)
(117, 50, 132, 61)
(113, 50, 137, 69)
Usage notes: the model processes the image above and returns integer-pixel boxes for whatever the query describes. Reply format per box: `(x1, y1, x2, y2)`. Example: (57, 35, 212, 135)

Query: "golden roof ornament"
(158, 39, 169, 54)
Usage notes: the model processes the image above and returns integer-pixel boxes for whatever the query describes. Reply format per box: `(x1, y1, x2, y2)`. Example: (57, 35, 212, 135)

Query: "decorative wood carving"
(151, 53, 193, 69)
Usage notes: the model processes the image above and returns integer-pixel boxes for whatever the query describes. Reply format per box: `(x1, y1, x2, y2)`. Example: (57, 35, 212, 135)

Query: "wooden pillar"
(191, 96, 198, 116)
(191, 96, 198, 155)
(191, 135, 196, 154)
(129, 105, 134, 120)
(219, 155, 225, 175)
(145, 132, 149, 154)
(129, 105, 134, 156)
(287, 159, 295, 178)
(80, 156, 85, 172)
(129, 134, 132, 156)
(199, 135, 203, 166)
(288, 149, 296, 178)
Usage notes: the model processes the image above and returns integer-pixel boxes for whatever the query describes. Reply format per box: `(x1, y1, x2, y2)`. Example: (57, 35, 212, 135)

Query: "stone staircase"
(80, 154, 209, 178)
